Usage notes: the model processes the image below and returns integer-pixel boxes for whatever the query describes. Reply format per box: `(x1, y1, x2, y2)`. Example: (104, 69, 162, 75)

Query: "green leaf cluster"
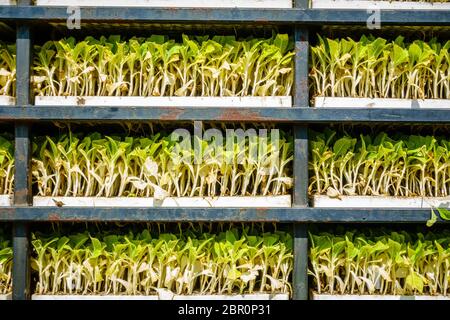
(31, 226, 293, 296)
(33, 34, 294, 97)
(309, 229, 450, 296)
(310, 35, 450, 99)
(32, 127, 293, 198)
(309, 129, 450, 197)
(0, 133, 14, 195)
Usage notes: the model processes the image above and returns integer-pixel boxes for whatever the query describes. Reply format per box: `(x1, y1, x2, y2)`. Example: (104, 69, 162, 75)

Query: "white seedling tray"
(0, 195, 12, 207)
(314, 97, 450, 109)
(32, 293, 289, 300)
(35, 96, 292, 108)
(34, 0, 292, 8)
(312, 195, 450, 208)
(311, 0, 450, 10)
(33, 195, 292, 208)
(0, 96, 15, 106)
(0, 294, 11, 300)
(311, 293, 450, 300)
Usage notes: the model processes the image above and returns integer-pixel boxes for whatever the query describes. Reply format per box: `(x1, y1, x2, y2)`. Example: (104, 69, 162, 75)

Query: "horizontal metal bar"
(2, 106, 450, 123)
(0, 207, 445, 223)
(0, 7, 448, 25)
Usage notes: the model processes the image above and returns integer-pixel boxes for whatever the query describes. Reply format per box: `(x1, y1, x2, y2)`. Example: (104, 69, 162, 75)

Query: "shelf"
(0, 207, 445, 223)
(0, 7, 448, 25)
(3, 106, 450, 123)
(5, 3, 450, 301)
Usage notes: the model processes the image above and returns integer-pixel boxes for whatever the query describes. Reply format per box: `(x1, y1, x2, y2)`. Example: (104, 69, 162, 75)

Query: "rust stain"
(159, 108, 185, 121)
(255, 208, 269, 221)
(48, 213, 61, 221)
(217, 109, 266, 122)
(14, 189, 28, 202)
(77, 97, 86, 106)
(299, 78, 309, 90)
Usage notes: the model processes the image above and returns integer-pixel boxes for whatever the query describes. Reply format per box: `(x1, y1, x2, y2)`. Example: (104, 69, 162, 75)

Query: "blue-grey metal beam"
(0, 7, 448, 25)
(3, 106, 450, 123)
(0, 207, 445, 223)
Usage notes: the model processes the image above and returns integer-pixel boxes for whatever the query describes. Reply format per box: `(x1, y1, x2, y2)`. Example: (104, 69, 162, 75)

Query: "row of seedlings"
(3, 123, 450, 211)
(31, 223, 293, 300)
(32, 122, 293, 208)
(309, 225, 450, 300)
(33, 34, 294, 108)
(3, 33, 450, 110)
(311, 35, 450, 109)
(308, 125, 450, 212)
(4, 223, 450, 300)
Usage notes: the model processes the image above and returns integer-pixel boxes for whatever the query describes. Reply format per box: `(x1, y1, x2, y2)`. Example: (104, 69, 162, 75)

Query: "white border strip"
(0, 195, 12, 207)
(0, 294, 11, 300)
(311, 0, 450, 10)
(312, 195, 450, 208)
(35, 96, 292, 108)
(32, 293, 289, 300)
(0, 96, 15, 106)
(314, 97, 450, 109)
(312, 293, 450, 300)
(33, 196, 292, 208)
(0, 0, 15, 5)
(35, 0, 292, 8)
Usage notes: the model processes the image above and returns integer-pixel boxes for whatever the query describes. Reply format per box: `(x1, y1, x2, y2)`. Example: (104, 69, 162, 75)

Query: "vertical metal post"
(13, 1, 32, 300)
(293, 30, 309, 109)
(12, 222, 30, 300)
(292, 0, 310, 301)
(292, 125, 309, 301)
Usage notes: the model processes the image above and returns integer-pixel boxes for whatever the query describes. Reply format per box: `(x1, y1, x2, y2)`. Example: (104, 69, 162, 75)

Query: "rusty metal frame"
(1, 106, 450, 122)
(1, 0, 449, 302)
(0, 207, 443, 223)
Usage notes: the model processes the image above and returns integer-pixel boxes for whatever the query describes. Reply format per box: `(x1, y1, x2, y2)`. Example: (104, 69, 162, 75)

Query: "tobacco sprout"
(0, 228, 12, 295)
(428, 207, 450, 227)
(309, 128, 450, 198)
(310, 35, 450, 100)
(0, 42, 15, 97)
(0, 134, 14, 195)
(33, 34, 294, 98)
(31, 224, 293, 296)
(309, 229, 450, 296)
(32, 127, 293, 198)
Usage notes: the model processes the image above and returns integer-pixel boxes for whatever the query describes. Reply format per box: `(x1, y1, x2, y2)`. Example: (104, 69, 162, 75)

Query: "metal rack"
(1, 0, 449, 300)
